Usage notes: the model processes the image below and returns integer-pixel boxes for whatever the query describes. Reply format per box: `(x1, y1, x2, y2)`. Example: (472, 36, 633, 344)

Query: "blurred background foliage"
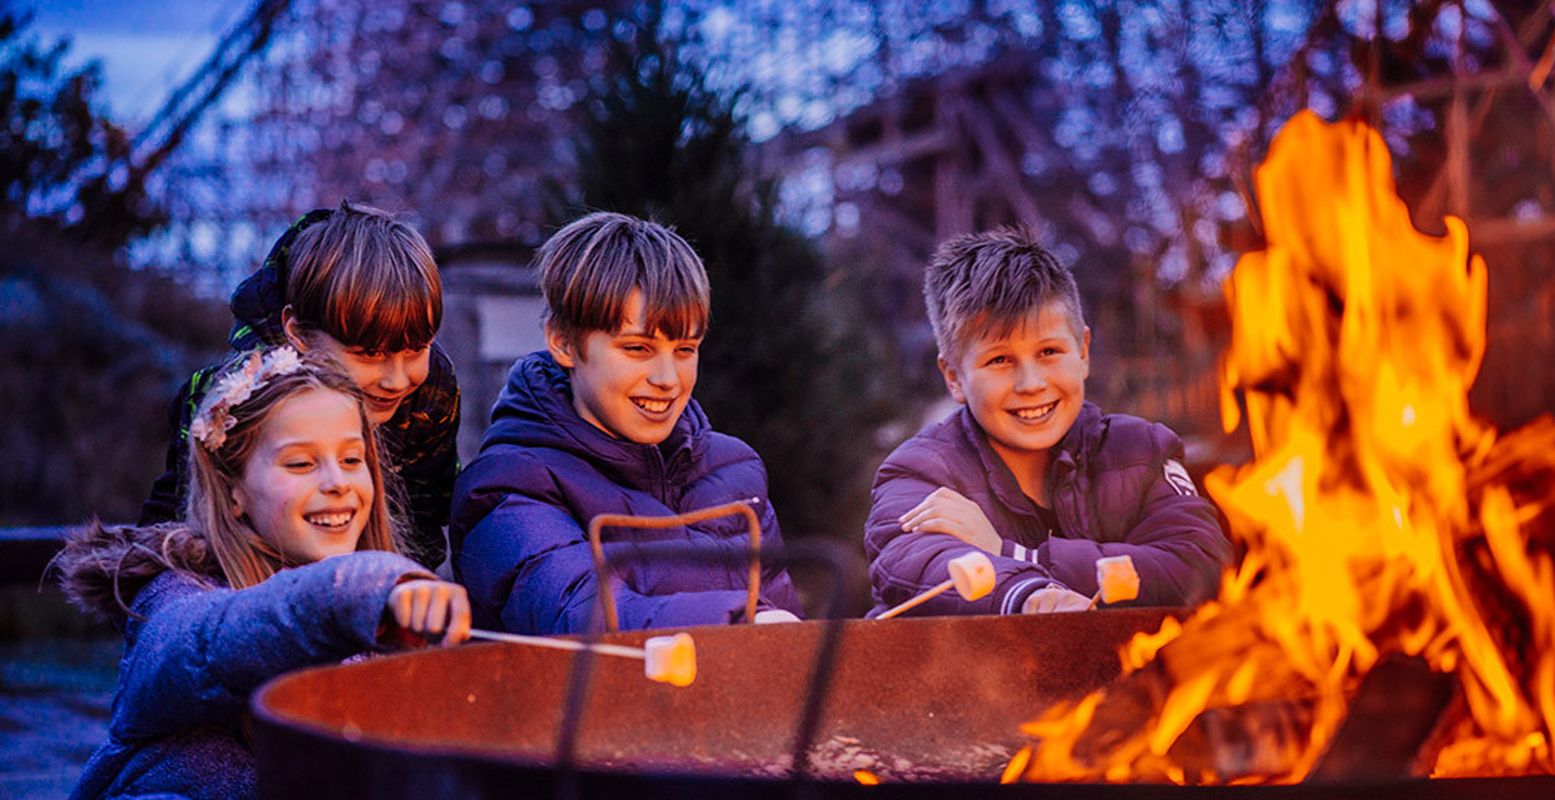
(1, 10, 227, 525)
(4, 0, 1555, 536)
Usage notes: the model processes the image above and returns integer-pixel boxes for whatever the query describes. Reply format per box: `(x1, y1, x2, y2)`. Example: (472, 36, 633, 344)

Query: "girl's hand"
(899, 486, 1002, 555)
(385, 579, 471, 646)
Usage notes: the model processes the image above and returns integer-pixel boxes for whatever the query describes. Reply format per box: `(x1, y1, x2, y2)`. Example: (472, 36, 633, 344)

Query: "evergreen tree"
(557, 3, 904, 542)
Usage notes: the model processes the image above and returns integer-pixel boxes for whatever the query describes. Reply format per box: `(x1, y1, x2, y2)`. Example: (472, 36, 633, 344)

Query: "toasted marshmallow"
(1095, 555, 1140, 604)
(948, 551, 996, 601)
(643, 633, 697, 687)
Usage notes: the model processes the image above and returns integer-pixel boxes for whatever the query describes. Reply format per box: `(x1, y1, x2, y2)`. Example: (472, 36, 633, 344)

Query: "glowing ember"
(1006, 110, 1555, 784)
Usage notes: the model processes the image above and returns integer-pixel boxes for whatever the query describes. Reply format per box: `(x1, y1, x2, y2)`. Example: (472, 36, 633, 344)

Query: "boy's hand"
(899, 487, 1002, 555)
(1021, 584, 1091, 614)
(385, 579, 472, 646)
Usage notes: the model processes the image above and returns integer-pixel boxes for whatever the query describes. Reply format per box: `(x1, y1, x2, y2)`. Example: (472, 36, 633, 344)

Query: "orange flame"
(1009, 110, 1555, 783)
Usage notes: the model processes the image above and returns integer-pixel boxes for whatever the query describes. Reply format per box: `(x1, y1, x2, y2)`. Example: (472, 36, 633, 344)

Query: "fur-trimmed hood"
(55, 521, 220, 624)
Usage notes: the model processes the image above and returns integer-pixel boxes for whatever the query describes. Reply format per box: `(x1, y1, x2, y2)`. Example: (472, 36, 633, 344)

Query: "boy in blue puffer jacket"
(866, 228, 1231, 618)
(450, 212, 803, 634)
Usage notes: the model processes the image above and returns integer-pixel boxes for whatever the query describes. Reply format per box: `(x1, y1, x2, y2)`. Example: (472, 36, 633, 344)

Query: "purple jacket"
(450, 351, 802, 635)
(866, 402, 1230, 617)
(71, 551, 431, 800)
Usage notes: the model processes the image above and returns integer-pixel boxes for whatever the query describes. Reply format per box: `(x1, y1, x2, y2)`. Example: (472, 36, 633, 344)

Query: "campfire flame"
(1007, 110, 1555, 784)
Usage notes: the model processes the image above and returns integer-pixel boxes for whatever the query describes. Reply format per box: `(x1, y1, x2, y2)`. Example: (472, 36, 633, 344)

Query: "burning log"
(1309, 656, 1456, 782)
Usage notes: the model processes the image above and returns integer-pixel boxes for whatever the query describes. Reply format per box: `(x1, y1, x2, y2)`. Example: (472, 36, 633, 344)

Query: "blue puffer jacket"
(450, 351, 803, 634)
(70, 551, 431, 800)
(866, 402, 1231, 617)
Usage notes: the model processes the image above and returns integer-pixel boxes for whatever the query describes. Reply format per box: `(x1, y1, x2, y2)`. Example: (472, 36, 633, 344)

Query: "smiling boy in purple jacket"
(450, 212, 803, 634)
(866, 228, 1231, 618)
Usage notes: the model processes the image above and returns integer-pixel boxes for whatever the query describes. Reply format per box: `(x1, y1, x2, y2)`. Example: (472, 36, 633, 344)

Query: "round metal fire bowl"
(251, 609, 1555, 799)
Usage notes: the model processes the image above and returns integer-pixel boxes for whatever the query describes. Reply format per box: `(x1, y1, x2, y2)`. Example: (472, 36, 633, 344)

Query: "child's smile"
(631, 395, 675, 416)
(1011, 399, 1060, 422)
(302, 508, 356, 530)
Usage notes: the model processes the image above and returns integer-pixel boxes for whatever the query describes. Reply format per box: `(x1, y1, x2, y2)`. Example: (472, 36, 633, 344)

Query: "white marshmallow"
(643, 633, 697, 687)
(948, 551, 996, 601)
(1095, 555, 1140, 604)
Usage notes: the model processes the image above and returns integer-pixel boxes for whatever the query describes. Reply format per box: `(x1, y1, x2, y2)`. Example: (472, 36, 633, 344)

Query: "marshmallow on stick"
(468, 629, 697, 686)
(1087, 555, 1141, 608)
(877, 551, 996, 620)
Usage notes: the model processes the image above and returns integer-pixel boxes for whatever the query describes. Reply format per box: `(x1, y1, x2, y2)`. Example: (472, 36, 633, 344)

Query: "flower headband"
(189, 347, 305, 451)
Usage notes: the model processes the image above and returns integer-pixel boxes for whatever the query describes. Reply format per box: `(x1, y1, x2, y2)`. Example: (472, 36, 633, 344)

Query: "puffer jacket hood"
(55, 522, 219, 625)
(225, 209, 333, 350)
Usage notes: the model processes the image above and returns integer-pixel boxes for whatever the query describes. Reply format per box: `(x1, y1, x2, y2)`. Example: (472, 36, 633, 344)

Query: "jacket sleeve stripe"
(1000, 576, 1047, 615)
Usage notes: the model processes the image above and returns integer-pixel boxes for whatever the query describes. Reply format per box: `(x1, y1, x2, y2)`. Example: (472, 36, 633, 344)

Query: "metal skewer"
(467, 628, 698, 687)
(468, 628, 652, 660)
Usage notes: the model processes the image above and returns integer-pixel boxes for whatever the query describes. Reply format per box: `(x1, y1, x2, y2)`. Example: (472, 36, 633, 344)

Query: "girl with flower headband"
(141, 201, 461, 568)
(57, 346, 470, 800)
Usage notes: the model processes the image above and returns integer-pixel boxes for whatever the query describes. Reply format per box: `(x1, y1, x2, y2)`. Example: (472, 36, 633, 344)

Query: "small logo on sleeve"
(1164, 460, 1198, 496)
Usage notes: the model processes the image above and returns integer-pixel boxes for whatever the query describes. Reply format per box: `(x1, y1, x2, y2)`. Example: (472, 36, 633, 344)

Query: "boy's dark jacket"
(139, 210, 460, 567)
(450, 351, 803, 634)
(68, 542, 430, 800)
(866, 402, 1231, 617)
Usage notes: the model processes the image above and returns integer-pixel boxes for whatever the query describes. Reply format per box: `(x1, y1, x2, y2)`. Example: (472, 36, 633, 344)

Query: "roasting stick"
(467, 629, 698, 687)
(876, 551, 996, 620)
(1085, 554, 1141, 609)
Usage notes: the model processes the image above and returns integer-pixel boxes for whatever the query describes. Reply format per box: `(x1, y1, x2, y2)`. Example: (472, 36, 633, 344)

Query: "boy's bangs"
(951, 273, 1050, 354)
(637, 276, 708, 340)
(320, 271, 441, 353)
(541, 212, 710, 344)
(285, 203, 443, 354)
(959, 309, 1029, 354)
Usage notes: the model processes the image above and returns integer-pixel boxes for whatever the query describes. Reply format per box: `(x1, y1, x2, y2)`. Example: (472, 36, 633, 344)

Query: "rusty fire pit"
(254, 611, 1158, 790)
(252, 610, 1555, 799)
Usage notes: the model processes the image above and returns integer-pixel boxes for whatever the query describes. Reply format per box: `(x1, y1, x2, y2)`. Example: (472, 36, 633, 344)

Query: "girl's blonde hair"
(185, 348, 404, 589)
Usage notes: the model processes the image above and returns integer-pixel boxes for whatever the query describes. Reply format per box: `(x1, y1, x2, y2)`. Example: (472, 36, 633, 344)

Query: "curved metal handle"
(586, 498, 763, 632)
(552, 537, 861, 796)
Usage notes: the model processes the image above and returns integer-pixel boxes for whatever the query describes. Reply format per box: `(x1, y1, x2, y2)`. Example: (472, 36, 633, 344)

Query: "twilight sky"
(25, 0, 244, 122)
